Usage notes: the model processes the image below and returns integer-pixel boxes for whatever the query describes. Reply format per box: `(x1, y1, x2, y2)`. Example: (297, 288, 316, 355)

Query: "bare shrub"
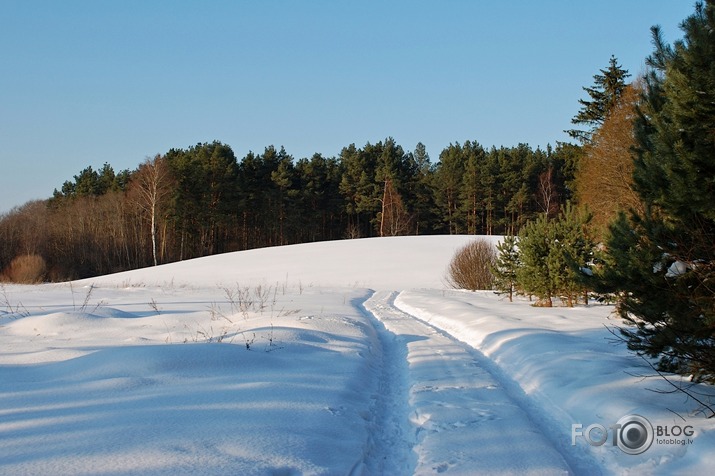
(3, 254, 47, 284)
(446, 239, 496, 291)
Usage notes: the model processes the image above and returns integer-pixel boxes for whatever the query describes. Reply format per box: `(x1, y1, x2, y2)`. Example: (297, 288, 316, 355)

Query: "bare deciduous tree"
(536, 166, 559, 219)
(379, 178, 412, 236)
(131, 155, 174, 266)
(574, 83, 644, 240)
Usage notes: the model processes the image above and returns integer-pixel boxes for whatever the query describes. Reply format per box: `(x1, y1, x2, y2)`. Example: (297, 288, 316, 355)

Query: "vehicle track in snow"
(353, 292, 417, 475)
(361, 290, 578, 475)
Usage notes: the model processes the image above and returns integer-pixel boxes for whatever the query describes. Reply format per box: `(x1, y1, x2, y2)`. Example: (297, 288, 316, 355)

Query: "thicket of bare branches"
(0, 254, 47, 283)
(446, 239, 496, 291)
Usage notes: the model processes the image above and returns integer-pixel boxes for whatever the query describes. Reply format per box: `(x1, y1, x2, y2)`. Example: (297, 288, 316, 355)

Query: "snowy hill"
(81, 235, 502, 290)
(1, 236, 713, 475)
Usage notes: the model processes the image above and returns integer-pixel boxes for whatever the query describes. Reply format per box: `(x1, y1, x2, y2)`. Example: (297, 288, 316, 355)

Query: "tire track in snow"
(362, 290, 575, 475)
(393, 292, 603, 475)
(352, 292, 417, 476)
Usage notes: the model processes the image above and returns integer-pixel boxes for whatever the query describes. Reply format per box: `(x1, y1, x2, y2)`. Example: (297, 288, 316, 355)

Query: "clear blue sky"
(0, 0, 697, 213)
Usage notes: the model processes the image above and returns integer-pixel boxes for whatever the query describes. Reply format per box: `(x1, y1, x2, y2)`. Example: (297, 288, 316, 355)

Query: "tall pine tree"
(605, 1, 715, 382)
(567, 55, 630, 144)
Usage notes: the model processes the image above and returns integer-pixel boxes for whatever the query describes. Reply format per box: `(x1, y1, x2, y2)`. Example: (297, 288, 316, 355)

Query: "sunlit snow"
(0, 236, 712, 475)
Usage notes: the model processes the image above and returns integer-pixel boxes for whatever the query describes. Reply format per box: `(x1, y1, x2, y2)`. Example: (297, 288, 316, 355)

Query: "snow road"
(362, 290, 575, 475)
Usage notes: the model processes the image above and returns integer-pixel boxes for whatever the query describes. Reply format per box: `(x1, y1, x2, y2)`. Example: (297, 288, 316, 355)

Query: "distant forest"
(0, 138, 580, 280)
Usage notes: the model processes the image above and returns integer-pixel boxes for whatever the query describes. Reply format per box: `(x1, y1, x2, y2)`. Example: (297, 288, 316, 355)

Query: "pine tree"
(499, 145, 532, 235)
(434, 143, 466, 234)
(270, 151, 297, 245)
(517, 205, 593, 307)
(492, 235, 519, 302)
(294, 154, 345, 242)
(479, 149, 499, 235)
(459, 142, 486, 234)
(410, 143, 439, 234)
(567, 56, 630, 144)
(517, 214, 556, 306)
(165, 141, 239, 257)
(551, 203, 594, 306)
(605, 1, 715, 382)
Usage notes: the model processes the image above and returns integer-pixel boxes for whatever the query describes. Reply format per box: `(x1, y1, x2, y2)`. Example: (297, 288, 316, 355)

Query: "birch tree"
(133, 154, 173, 266)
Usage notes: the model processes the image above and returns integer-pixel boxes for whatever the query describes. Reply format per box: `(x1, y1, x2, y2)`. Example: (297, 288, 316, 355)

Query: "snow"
(79, 235, 503, 290)
(0, 235, 713, 475)
(665, 260, 689, 278)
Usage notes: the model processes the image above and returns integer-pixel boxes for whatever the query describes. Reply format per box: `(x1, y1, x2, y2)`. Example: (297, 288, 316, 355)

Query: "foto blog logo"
(572, 414, 694, 455)
(572, 414, 653, 455)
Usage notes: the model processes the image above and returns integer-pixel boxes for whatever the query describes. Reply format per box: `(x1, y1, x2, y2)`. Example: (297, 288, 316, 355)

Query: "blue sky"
(0, 0, 697, 213)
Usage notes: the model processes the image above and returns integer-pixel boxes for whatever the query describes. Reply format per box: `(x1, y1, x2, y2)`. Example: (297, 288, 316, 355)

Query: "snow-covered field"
(0, 235, 713, 475)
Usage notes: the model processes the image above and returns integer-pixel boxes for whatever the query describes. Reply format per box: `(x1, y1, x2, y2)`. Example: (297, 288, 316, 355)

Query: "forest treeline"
(0, 138, 580, 280)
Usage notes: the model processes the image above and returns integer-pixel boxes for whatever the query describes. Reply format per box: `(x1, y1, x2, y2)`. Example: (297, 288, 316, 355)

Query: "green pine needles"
(492, 235, 519, 302)
(514, 205, 594, 307)
(603, 1, 715, 383)
(485, 204, 595, 306)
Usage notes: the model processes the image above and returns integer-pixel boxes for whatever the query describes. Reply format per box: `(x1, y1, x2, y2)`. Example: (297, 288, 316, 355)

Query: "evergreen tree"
(605, 1, 715, 382)
(339, 138, 418, 237)
(567, 56, 630, 144)
(499, 145, 532, 235)
(410, 143, 439, 234)
(165, 141, 239, 257)
(339, 143, 378, 238)
(517, 214, 556, 306)
(270, 149, 297, 245)
(548, 142, 582, 204)
(294, 154, 345, 242)
(53, 163, 128, 199)
(492, 234, 520, 302)
(459, 141, 486, 234)
(550, 203, 594, 306)
(236, 146, 292, 248)
(434, 143, 466, 234)
(517, 205, 593, 307)
(479, 148, 499, 235)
